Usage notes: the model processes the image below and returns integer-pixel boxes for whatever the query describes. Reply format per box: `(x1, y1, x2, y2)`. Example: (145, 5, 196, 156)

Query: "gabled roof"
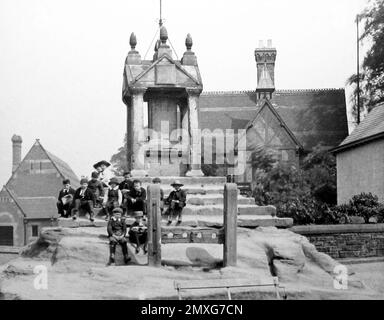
(7, 139, 79, 188)
(132, 54, 201, 86)
(199, 88, 348, 151)
(333, 104, 384, 153)
(16, 197, 57, 220)
(1, 186, 56, 220)
(0, 186, 26, 218)
(238, 98, 303, 150)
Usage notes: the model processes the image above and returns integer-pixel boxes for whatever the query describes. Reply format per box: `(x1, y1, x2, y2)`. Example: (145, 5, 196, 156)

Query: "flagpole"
(356, 14, 361, 125)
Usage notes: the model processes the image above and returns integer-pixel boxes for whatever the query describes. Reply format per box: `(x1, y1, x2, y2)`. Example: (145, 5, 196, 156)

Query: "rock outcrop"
(0, 225, 379, 300)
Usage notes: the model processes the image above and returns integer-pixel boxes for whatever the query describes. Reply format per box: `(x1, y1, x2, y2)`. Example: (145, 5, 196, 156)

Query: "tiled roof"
(199, 89, 348, 151)
(6, 140, 79, 198)
(16, 197, 57, 219)
(334, 104, 384, 152)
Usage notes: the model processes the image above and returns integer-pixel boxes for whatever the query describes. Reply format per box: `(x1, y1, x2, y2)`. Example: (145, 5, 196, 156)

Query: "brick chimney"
(255, 39, 277, 99)
(11, 135, 22, 173)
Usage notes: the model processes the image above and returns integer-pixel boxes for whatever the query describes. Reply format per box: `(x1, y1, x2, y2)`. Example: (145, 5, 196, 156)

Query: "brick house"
(199, 42, 348, 183)
(333, 104, 384, 204)
(0, 136, 79, 247)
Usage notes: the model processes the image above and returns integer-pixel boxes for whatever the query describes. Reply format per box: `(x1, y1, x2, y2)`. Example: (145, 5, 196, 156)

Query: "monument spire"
(159, 0, 163, 27)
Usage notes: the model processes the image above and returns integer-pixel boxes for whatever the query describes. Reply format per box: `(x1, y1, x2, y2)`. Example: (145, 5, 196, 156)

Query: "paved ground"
(0, 254, 17, 265)
(348, 262, 384, 296)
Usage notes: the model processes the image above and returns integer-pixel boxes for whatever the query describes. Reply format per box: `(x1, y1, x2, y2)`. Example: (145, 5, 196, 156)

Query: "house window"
(32, 225, 39, 237)
(0, 226, 13, 246)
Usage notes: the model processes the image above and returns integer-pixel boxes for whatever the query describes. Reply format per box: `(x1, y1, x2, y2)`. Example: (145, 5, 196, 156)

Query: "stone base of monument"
(138, 176, 293, 229)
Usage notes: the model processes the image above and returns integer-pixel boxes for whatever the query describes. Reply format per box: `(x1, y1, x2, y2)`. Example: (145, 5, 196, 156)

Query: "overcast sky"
(0, 0, 368, 185)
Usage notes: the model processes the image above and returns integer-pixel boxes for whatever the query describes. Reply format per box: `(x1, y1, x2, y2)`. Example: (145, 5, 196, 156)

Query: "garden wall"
(290, 224, 384, 259)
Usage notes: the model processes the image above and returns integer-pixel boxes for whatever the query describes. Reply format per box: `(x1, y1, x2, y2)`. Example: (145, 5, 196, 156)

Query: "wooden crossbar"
(161, 227, 224, 244)
(174, 277, 286, 300)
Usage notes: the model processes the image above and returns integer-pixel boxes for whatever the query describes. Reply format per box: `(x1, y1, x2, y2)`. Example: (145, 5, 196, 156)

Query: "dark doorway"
(0, 226, 14, 246)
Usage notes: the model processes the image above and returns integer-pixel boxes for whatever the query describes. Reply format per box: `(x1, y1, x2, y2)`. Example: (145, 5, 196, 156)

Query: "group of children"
(56, 160, 188, 265)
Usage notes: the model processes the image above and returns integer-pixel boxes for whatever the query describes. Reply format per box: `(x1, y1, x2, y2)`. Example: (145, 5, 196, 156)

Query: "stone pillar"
(129, 87, 147, 177)
(147, 184, 162, 267)
(223, 183, 238, 267)
(186, 89, 204, 177)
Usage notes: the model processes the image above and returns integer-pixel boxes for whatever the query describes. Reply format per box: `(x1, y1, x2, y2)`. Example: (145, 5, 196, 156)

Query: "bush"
(348, 193, 384, 223)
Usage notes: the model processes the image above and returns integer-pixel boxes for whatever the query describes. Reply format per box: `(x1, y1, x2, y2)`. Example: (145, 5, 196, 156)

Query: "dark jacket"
(87, 179, 104, 198)
(119, 179, 134, 192)
(126, 187, 146, 202)
(107, 217, 127, 237)
(73, 187, 95, 202)
(165, 189, 187, 209)
(58, 187, 76, 202)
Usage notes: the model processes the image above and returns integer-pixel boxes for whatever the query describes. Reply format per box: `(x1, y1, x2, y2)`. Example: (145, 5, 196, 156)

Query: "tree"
(110, 134, 128, 176)
(348, 0, 384, 120)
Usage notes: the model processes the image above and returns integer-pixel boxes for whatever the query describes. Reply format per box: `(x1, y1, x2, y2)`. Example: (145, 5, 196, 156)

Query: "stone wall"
(291, 224, 384, 259)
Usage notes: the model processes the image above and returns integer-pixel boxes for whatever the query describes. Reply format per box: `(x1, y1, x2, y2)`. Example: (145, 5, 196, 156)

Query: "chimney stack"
(11, 135, 22, 173)
(255, 40, 277, 99)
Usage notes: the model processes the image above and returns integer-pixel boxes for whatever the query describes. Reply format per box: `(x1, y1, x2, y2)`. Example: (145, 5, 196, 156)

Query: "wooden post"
(223, 183, 238, 267)
(147, 184, 162, 267)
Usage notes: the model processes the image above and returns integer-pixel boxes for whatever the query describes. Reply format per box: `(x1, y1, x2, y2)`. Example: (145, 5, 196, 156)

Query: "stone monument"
(122, 26, 204, 177)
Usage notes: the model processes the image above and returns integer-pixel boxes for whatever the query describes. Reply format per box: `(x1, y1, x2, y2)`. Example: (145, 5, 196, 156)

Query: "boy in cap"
(126, 180, 147, 216)
(87, 171, 104, 208)
(128, 211, 148, 254)
(107, 208, 130, 265)
(103, 177, 123, 219)
(165, 180, 187, 225)
(57, 179, 76, 218)
(71, 178, 96, 222)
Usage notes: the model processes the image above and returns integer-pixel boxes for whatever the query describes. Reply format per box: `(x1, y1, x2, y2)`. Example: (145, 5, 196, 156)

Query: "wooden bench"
(174, 277, 286, 300)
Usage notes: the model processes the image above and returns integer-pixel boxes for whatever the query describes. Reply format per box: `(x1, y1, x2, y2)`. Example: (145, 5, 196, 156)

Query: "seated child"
(165, 180, 187, 225)
(126, 180, 147, 216)
(128, 211, 148, 254)
(107, 208, 130, 266)
(71, 178, 95, 221)
(103, 177, 123, 220)
(57, 179, 76, 218)
(87, 171, 104, 207)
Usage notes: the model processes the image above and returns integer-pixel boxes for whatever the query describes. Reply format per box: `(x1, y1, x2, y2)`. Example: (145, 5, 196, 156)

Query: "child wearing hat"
(107, 208, 130, 265)
(88, 171, 104, 208)
(165, 180, 187, 225)
(128, 211, 148, 254)
(57, 179, 76, 218)
(103, 177, 123, 219)
(71, 178, 96, 221)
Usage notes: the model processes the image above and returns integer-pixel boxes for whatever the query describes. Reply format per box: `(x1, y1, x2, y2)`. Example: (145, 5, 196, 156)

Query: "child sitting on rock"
(164, 180, 187, 225)
(128, 211, 148, 254)
(107, 208, 131, 266)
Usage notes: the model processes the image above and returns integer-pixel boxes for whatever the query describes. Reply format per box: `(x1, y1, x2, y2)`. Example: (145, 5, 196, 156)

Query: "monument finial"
(129, 32, 137, 50)
(185, 34, 193, 51)
(160, 26, 168, 44)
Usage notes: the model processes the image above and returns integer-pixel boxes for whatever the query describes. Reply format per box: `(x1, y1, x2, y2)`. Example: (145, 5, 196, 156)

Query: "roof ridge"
(201, 88, 345, 96)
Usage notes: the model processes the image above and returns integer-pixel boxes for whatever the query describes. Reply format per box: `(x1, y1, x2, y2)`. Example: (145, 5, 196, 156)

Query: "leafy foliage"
(110, 134, 128, 176)
(348, 0, 384, 119)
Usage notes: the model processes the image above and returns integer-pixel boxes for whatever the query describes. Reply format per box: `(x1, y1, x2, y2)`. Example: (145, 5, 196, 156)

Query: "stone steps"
(182, 204, 276, 216)
(187, 194, 254, 206)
